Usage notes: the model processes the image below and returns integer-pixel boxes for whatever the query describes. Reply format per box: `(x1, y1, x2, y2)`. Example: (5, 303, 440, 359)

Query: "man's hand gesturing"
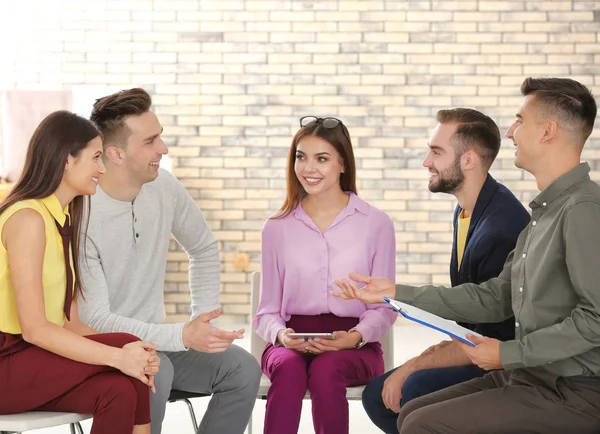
(182, 307, 244, 353)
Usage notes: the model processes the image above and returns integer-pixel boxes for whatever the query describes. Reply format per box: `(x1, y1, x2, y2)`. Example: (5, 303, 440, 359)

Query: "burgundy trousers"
(261, 314, 384, 434)
(0, 332, 151, 434)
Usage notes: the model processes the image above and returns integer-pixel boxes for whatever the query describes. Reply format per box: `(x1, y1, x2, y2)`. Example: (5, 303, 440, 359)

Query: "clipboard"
(384, 297, 481, 347)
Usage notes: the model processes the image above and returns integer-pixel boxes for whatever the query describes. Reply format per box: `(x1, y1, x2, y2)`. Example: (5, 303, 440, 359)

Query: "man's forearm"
(395, 278, 513, 324)
(407, 340, 473, 371)
(188, 242, 220, 318)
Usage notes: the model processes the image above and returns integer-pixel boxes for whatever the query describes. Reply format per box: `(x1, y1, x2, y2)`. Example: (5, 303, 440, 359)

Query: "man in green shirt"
(333, 77, 600, 433)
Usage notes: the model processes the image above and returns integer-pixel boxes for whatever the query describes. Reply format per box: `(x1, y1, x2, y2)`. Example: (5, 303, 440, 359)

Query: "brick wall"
(2, 0, 600, 323)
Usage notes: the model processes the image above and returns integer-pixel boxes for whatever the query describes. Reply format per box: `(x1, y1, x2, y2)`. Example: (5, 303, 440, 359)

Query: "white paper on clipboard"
(384, 297, 482, 347)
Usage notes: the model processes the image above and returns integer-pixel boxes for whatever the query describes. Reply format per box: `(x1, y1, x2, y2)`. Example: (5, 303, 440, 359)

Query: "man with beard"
(361, 108, 530, 434)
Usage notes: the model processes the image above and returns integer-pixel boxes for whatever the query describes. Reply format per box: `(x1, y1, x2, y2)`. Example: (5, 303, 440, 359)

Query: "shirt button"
(519, 287, 523, 293)
(542, 202, 547, 207)
(522, 253, 527, 258)
(532, 221, 537, 226)
(515, 322, 520, 328)
(136, 233, 139, 238)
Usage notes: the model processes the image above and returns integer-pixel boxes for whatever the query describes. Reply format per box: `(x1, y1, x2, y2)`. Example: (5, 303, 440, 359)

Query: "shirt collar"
(530, 162, 591, 209)
(292, 192, 368, 217)
(347, 192, 369, 215)
(40, 194, 70, 226)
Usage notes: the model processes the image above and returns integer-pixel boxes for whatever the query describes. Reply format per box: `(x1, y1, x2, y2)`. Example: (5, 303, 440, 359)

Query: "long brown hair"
(276, 119, 357, 219)
(0, 110, 100, 300)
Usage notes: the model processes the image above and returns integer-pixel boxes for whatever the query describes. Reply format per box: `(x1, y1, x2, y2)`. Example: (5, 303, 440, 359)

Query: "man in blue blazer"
(362, 108, 531, 434)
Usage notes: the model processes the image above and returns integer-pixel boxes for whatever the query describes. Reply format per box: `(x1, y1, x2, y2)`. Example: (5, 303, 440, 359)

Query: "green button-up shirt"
(395, 163, 600, 377)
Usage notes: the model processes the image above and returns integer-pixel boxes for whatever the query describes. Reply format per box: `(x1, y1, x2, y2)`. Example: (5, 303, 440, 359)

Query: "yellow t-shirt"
(457, 210, 471, 270)
(0, 195, 71, 334)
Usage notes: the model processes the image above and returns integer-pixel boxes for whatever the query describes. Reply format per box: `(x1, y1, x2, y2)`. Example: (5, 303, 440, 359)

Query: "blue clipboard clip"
(383, 296, 477, 347)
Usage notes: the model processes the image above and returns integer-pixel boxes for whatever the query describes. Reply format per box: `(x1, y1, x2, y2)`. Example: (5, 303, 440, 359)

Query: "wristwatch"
(351, 330, 365, 349)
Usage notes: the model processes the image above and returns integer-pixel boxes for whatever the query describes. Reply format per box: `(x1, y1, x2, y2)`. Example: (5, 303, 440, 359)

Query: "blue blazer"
(451, 174, 530, 342)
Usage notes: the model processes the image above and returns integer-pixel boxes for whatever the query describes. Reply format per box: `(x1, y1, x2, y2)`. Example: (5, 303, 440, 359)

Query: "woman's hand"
(331, 272, 395, 304)
(277, 328, 307, 352)
(113, 341, 159, 388)
(145, 348, 160, 393)
(304, 330, 363, 354)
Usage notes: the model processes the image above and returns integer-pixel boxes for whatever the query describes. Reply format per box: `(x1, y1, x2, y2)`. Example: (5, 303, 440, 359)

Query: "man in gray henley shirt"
(79, 88, 261, 434)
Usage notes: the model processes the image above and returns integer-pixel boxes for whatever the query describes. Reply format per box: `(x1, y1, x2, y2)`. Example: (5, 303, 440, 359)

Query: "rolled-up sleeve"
(395, 250, 514, 325)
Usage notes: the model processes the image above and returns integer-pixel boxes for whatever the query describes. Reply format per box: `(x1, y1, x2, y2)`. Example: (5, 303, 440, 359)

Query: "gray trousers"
(397, 367, 600, 434)
(151, 344, 261, 434)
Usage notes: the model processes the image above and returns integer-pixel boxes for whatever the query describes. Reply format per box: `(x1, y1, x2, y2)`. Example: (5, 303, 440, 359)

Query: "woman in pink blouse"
(252, 116, 397, 434)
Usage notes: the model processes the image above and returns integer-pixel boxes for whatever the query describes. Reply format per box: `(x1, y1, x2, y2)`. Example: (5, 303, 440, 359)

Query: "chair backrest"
(250, 271, 268, 362)
(249, 271, 394, 370)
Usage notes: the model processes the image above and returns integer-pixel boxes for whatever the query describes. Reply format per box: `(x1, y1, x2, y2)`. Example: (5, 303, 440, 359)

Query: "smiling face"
(422, 123, 465, 194)
(294, 135, 345, 197)
(63, 136, 105, 196)
(505, 94, 546, 172)
(121, 111, 168, 185)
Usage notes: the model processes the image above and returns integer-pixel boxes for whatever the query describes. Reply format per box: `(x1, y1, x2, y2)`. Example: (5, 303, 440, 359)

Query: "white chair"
(0, 411, 90, 434)
(248, 271, 394, 433)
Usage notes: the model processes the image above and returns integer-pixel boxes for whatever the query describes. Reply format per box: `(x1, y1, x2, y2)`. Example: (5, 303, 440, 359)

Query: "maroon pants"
(261, 314, 384, 434)
(0, 332, 150, 434)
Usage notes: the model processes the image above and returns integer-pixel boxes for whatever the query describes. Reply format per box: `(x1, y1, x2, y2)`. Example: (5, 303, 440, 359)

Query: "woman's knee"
(270, 356, 307, 383)
(86, 332, 141, 348)
(267, 349, 306, 377)
(95, 373, 138, 413)
(308, 353, 345, 380)
(307, 357, 347, 396)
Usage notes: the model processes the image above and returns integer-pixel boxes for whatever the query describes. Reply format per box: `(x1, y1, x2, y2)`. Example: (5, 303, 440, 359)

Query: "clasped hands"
(118, 306, 245, 393)
(277, 328, 362, 355)
(118, 341, 161, 393)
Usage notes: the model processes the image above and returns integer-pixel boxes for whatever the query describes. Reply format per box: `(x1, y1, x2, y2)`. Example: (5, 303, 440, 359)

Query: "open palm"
(331, 272, 395, 304)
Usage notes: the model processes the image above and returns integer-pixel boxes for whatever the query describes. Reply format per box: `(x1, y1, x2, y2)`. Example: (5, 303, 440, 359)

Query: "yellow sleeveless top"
(0, 195, 71, 334)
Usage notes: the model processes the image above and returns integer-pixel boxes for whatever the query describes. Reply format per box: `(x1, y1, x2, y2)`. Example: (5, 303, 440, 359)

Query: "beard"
(428, 156, 465, 194)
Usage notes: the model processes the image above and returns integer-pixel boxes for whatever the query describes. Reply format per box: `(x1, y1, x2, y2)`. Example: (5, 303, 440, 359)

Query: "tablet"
(287, 333, 334, 340)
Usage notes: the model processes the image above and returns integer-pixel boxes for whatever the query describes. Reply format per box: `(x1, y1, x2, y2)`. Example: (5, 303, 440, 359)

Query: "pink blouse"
(253, 193, 397, 344)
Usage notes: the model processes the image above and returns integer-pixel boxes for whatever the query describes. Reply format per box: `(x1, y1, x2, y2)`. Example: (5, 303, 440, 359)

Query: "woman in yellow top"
(0, 111, 160, 434)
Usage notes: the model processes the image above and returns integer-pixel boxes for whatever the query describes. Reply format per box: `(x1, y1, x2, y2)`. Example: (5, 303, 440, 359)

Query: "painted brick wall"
(2, 0, 600, 323)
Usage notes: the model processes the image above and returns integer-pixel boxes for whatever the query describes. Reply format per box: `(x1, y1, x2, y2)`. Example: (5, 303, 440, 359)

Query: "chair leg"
(69, 422, 84, 434)
(182, 398, 199, 432)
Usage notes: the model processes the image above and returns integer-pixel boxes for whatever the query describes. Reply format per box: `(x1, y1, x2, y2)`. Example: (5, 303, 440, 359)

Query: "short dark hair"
(436, 108, 501, 170)
(521, 77, 597, 145)
(90, 88, 152, 148)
